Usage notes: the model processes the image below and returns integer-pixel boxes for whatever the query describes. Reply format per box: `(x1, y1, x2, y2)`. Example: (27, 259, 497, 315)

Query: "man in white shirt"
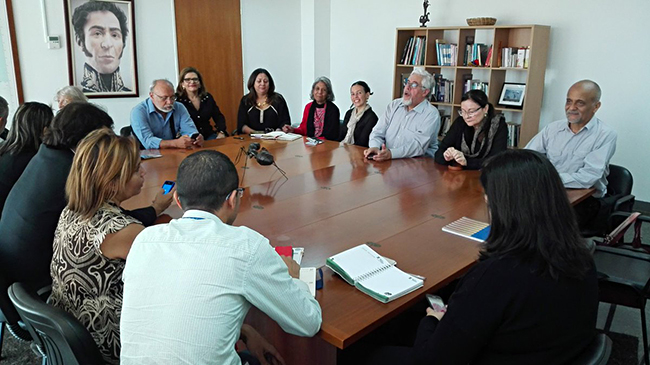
(364, 68, 441, 161)
(120, 150, 322, 365)
(526, 80, 617, 227)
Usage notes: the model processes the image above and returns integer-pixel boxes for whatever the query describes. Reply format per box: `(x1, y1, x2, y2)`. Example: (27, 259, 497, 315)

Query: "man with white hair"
(364, 68, 440, 161)
(130, 79, 204, 149)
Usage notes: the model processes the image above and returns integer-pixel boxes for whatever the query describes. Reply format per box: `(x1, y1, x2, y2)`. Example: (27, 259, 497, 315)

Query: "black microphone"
(256, 147, 274, 166)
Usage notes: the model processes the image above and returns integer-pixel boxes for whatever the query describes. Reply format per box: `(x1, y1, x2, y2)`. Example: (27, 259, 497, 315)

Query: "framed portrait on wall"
(64, 0, 138, 98)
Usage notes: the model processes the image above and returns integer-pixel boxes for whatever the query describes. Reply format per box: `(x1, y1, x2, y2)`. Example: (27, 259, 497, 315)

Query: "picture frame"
(63, 0, 138, 98)
(0, 0, 24, 120)
(498, 82, 526, 108)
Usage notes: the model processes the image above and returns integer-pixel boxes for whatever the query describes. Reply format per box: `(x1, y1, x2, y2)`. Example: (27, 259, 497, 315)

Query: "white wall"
(11, 0, 179, 132)
(241, 0, 304, 124)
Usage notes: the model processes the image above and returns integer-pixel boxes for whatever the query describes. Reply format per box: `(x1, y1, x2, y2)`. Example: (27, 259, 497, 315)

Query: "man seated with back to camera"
(130, 79, 205, 149)
(525, 80, 617, 230)
(120, 150, 322, 365)
(364, 68, 440, 161)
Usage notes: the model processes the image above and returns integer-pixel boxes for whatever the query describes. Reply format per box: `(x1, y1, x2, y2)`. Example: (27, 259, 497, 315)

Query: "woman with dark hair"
(237, 68, 291, 134)
(339, 81, 378, 147)
(50, 128, 166, 364)
(434, 90, 508, 169)
(363, 149, 597, 365)
(0, 102, 53, 215)
(175, 67, 228, 140)
(283, 76, 340, 141)
(0, 103, 170, 330)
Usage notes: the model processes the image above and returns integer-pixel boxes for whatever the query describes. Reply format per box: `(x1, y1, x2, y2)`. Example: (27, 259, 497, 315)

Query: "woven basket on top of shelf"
(466, 17, 497, 26)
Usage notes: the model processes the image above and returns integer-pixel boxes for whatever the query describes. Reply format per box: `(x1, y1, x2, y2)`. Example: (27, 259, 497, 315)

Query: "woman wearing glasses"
(176, 67, 228, 140)
(237, 68, 291, 135)
(434, 90, 507, 169)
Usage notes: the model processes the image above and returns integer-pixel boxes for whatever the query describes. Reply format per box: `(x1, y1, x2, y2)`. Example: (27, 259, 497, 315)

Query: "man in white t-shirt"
(120, 150, 322, 365)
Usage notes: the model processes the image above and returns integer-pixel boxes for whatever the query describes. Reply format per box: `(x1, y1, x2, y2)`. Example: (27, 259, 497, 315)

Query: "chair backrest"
(568, 333, 612, 365)
(8, 283, 104, 365)
(607, 164, 633, 197)
(119, 126, 145, 150)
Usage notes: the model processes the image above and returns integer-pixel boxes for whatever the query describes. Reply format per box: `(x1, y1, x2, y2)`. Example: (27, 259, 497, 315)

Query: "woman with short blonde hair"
(50, 128, 172, 364)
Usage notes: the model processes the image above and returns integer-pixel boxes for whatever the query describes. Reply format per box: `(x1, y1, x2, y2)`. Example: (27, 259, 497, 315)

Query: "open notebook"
(250, 131, 302, 141)
(326, 245, 423, 303)
(442, 217, 490, 242)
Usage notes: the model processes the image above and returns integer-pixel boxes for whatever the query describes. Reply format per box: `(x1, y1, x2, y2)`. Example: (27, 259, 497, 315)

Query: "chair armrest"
(595, 245, 650, 262)
(613, 194, 635, 212)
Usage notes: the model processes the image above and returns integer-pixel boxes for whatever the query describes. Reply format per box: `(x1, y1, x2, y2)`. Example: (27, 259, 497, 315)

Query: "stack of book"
(464, 43, 493, 67)
(507, 123, 521, 147)
(463, 79, 488, 95)
(432, 74, 454, 103)
(438, 114, 453, 138)
(500, 47, 531, 68)
(435, 40, 457, 66)
(400, 36, 426, 65)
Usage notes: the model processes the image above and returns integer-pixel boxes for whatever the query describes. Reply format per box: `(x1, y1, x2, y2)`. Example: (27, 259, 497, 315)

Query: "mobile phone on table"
(162, 180, 175, 194)
(426, 294, 446, 312)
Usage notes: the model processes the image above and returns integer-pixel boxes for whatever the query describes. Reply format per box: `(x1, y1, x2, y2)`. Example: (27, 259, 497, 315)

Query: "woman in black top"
(339, 81, 378, 148)
(283, 76, 340, 141)
(237, 68, 291, 134)
(434, 90, 507, 170)
(362, 150, 597, 365)
(175, 67, 228, 140)
(0, 102, 53, 217)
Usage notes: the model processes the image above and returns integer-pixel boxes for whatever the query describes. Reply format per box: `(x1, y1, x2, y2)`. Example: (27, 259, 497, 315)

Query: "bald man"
(526, 80, 617, 227)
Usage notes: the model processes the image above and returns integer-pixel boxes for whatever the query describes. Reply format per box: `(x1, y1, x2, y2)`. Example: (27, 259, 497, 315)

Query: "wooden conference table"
(122, 136, 594, 365)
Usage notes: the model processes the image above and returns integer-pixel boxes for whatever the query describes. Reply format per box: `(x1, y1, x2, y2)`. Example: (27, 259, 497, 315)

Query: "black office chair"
(119, 126, 145, 150)
(583, 164, 635, 237)
(594, 224, 650, 365)
(567, 333, 612, 365)
(8, 282, 103, 365)
(0, 271, 35, 361)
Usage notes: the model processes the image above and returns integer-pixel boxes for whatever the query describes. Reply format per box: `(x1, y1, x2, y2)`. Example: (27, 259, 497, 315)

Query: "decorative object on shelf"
(419, 0, 430, 27)
(466, 17, 497, 26)
(498, 83, 526, 108)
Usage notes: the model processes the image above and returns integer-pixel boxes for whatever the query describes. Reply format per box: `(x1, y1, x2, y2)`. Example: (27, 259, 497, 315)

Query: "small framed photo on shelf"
(498, 83, 526, 108)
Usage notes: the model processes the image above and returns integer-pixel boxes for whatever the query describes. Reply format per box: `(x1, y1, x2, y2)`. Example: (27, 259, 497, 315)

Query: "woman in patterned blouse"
(49, 128, 172, 364)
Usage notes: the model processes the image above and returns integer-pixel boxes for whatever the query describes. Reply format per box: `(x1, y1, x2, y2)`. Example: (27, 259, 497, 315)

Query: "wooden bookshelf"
(393, 25, 550, 147)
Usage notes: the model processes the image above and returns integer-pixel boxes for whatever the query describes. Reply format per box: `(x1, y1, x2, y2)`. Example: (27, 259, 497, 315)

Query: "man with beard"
(526, 80, 617, 227)
(72, 1, 131, 92)
(131, 79, 204, 149)
(364, 68, 440, 161)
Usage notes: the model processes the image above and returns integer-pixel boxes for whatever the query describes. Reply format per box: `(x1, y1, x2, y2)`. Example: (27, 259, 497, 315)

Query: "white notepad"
(250, 131, 302, 141)
(326, 245, 423, 303)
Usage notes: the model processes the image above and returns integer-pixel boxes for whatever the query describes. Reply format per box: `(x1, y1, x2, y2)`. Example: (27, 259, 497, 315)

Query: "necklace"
(257, 99, 268, 108)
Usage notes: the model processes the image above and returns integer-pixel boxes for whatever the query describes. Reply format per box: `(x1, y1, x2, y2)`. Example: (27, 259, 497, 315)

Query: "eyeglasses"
(154, 93, 176, 102)
(183, 77, 199, 83)
(458, 107, 482, 117)
(403, 81, 421, 90)
(225, 187, 245, 201)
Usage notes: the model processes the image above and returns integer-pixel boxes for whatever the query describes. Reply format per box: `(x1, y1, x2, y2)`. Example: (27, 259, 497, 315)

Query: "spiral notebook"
(325, 244, 423, 303)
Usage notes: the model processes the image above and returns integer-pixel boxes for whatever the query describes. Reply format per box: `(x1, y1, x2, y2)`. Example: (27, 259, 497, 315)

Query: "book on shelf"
(442, 217, 491, 242)
(438, 114, 452, 137)
(507, 123, 521, 148)
(463, 79, 488, 95)
(435, 39, 457, 66)
(464, 43, 491, 66)
(432, 74, 453, 103)
(400, 36, 426, 65)
(326, 244, 424, 303)
(500, 47, 530, 69)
